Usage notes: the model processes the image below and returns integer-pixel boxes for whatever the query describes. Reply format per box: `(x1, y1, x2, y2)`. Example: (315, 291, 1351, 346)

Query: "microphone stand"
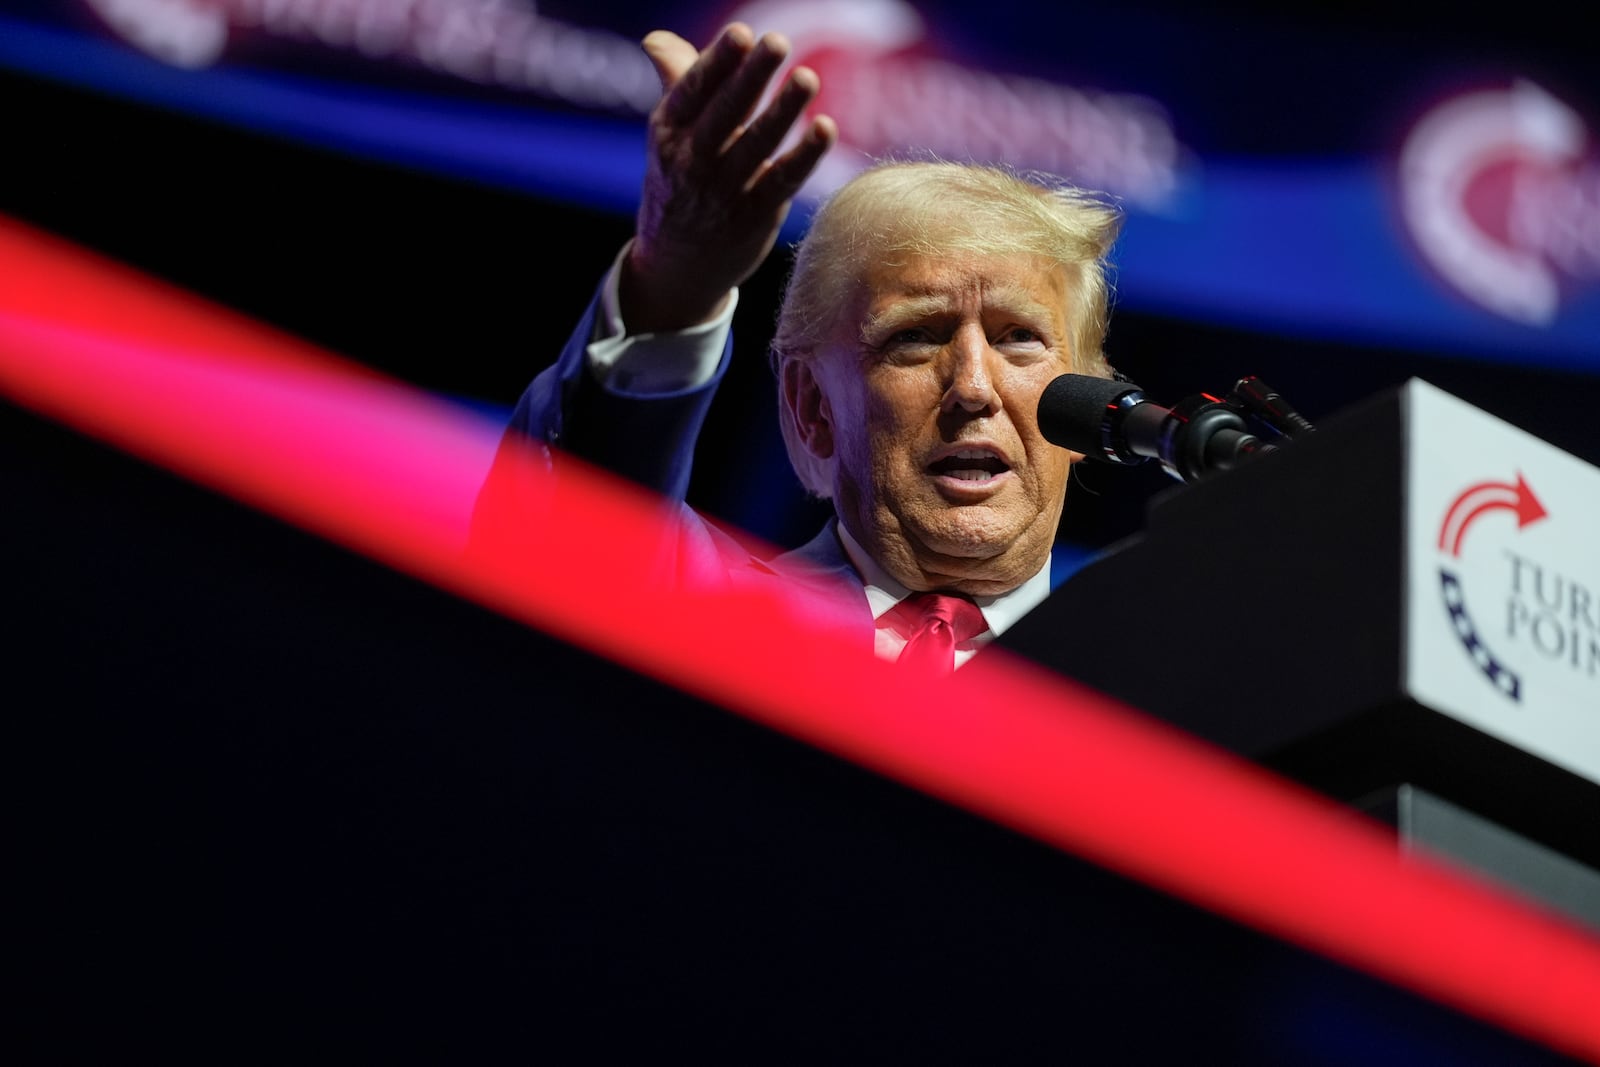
(1224, 376, 1317, 442)
(1158, 377, 1317, 482)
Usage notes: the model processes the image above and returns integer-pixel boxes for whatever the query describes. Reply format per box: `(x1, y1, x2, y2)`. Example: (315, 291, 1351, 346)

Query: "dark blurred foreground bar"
(6, 400, 1586, 1064)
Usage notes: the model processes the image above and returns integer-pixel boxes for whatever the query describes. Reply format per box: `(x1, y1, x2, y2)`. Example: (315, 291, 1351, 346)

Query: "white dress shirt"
(834, 523, 1052, 668)
(586, 243, 735, 394)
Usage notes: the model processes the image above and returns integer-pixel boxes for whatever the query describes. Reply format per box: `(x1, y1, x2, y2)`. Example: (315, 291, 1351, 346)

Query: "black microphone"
(1225, 375, 1316, 440)
(1038, 374, 1275, 483)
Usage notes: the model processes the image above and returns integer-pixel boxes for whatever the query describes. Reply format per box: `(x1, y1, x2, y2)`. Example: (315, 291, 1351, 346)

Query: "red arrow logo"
(1437, 473, 1547, 558)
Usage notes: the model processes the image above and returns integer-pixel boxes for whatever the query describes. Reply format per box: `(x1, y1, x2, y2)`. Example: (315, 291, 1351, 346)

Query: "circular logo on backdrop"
(1400, 81, 1600, 325)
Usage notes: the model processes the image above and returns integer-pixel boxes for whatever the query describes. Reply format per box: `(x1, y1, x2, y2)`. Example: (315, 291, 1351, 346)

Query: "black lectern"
(1003, 379, 1600, 927)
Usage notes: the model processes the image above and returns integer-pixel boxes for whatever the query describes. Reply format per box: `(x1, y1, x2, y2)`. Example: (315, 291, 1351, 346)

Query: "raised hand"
(621, 23, 837, 334)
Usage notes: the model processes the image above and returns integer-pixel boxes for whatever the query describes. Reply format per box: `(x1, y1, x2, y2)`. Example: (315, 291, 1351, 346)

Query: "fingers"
(752, 115, 838, 211)
(640, 30, 699, 93)
(722, 64, 820, 180)
(639, 22, 839, 228)
(689, 31, 791, 157)
(656, 24, 753, 127)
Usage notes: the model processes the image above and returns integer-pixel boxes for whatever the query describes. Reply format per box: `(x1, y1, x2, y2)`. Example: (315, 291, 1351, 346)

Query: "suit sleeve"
(501, 284, 733, 503)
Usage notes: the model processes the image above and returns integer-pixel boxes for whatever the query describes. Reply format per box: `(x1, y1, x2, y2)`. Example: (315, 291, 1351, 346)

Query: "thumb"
(640, 30, 697, 93)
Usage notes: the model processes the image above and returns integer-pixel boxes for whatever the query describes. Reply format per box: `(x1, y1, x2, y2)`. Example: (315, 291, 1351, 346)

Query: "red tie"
(896, 593, 989, 675)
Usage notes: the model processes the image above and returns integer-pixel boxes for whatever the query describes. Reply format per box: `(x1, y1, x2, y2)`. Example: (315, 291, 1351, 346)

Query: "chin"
(914, 507, 1030, 561)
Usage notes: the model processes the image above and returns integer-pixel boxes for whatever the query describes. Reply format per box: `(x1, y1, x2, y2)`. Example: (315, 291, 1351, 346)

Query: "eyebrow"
(858, 286, 1059, 343)
(859, 295, 955, 342)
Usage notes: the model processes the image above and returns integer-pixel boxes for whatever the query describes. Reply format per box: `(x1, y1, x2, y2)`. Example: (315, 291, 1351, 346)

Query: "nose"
(941, 327, 1001, 416)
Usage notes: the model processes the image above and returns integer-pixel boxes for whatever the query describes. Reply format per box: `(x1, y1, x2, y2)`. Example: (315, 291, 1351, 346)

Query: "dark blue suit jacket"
(487, 286, 877, 643)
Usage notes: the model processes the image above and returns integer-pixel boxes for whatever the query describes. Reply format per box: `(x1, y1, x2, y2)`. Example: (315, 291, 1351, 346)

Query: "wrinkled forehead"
(845, 249, 1075, 332)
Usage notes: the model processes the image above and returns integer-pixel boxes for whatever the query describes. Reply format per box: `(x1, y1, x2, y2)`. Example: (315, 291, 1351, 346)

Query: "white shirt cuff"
(586, 243, 737, 395)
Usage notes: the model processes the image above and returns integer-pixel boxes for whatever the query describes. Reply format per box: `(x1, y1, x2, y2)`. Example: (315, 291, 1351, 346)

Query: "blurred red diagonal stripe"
(3, 212, 1599, 1063)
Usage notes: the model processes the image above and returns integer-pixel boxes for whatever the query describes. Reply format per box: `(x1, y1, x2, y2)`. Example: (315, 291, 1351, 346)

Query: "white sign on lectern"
(1405, 380, 1600, 786)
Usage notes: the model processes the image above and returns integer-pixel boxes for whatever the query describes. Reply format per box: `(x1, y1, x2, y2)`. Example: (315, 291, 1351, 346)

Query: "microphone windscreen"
(1037, 374, 1142, 454)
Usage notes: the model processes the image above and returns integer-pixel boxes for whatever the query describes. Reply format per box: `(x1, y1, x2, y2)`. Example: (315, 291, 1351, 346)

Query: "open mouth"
(928, 447, 1011, 483)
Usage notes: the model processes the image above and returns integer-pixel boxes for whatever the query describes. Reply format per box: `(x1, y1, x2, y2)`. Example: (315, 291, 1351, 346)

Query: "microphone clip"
(1156, 392, 1273, 484)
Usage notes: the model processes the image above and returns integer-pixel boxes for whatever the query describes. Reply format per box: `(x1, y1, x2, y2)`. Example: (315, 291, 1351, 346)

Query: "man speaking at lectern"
(482, 23, 1121, 671)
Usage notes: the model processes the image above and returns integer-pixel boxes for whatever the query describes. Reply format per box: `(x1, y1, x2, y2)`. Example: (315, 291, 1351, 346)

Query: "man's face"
(805, 249, 1079, 596)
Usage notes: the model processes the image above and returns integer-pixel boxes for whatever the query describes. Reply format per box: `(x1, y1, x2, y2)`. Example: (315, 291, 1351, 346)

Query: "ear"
(781, 358, 835, 460)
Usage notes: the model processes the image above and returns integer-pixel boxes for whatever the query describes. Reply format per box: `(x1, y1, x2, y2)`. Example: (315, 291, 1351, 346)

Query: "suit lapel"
(745, 519, 873, 648)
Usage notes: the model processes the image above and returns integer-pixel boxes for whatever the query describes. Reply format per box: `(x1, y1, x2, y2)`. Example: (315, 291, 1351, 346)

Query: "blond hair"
(770, 160, 1122, 497)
